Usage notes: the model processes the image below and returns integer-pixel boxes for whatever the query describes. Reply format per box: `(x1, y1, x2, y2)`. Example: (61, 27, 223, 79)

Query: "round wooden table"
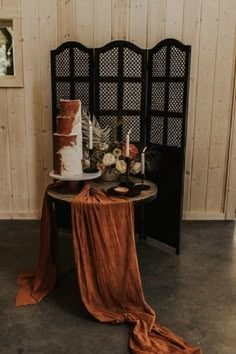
(47, 177, 157, 206)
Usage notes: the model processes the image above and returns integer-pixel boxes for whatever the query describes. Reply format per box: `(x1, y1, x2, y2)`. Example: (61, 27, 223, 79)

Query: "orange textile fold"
(15, 182, 62, 307)
(71, 184, 201, 354)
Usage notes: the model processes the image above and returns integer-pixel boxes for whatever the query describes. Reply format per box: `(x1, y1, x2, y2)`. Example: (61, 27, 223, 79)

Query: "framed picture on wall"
(0, 9, 23, 87)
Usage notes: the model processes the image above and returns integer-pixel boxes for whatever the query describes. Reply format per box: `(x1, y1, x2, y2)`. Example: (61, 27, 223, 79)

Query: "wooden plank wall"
(0, 0, 236, 219)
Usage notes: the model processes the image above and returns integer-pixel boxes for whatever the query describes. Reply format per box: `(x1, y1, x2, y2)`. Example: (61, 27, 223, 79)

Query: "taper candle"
(125, 128, 132, 157)
(141, 146, 147, 175)
(89, 120, 93, 149)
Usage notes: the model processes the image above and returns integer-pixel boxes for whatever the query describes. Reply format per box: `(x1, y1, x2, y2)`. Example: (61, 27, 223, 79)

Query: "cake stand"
(49, 170, 101, 193)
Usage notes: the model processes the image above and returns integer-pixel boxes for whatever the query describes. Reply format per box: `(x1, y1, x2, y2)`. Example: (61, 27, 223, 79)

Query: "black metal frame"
(50, 39, 191, 254)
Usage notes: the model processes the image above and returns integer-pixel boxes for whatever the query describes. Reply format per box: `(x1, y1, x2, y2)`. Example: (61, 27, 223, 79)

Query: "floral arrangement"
(81, 109, 142, 180)
(97, 143, 141, 176)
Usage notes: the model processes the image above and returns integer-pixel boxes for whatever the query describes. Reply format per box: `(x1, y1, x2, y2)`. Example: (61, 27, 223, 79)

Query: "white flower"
(99, 142, 109, 151)
(102, 153, 116, 166)
(116, 159, 126, 174)
(130, 162, 141, 175)
(113, 148, 121, 158)
(83, 159, 90, 169)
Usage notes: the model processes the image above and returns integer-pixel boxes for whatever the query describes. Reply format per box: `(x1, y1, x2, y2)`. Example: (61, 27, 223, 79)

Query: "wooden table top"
(47, 177, 157, 206)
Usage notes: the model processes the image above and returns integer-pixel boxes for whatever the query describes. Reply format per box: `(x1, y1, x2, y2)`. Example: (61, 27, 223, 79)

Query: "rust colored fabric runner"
(16, 183, 201, 353)
(15, 182, 61, 306)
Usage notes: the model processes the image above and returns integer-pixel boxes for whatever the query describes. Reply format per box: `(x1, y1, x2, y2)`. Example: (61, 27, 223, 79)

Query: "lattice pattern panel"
(167, 117, 183, 147)
(122, 116, 141, 142)
(55, 48, 70, 77)
(74, 82, 90, 110)
(55, 82, 71, 108)
(150, 116, 164, 144)
(95, 41, 146, 145)
(99, 116, 118, 142)
(152, 47, 167, 77)
(99, 47, 119, 77)
(170, 47, 186, 77)
(168, 82, 184, 113)
(123, 82, 142, 110)
(151, 82, 165, 111)
(99, 82, 118, 110)
(123, 47, 142, 77)
(51, 42, 93, 132)
(147, 39, 190, 149)
(74, 48, 90, 77)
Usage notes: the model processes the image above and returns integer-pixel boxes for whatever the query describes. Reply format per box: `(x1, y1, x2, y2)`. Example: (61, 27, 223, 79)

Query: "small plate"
(106, 185, 141, 197)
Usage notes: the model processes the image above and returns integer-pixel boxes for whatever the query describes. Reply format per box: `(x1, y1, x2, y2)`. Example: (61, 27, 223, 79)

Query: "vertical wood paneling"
(190, 0, 220, 212)
(94, 0, 112, 47)
(182, 0, 202, 215)
(75, 0, 94, 46)
(1, 0, 236, 219)
(206, 0, 236, 213)
(165, 0, 184, 40)
(39, 0, 57, 188)
(7, 89, 29, 214)
(21, 0, 44, 216)
(0, 89, 13, 216)
(129, 0, 147, 47)
(1, 0, 20, 8)
(226, 82, 236, 219)
(146, 0, 166, 48)
(57, 0, 76, 44)
(111, 0, 130, 41)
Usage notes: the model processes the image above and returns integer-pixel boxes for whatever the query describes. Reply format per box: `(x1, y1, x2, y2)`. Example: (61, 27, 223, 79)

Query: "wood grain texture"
(165, 0, 184, 40)
(182, 0, 202, 214)
(1, 0, 20, 8)
(1, 0, 236, 219)
(111, 0, 130, 41)
(47, 177, 157, 205)
(21, 0, 44, 215)
(190, 0, 220, 212)
(39, 0, 57, 188)
(225, 67, 236, 219)
(94, 0, 112, 47)
(206, 0, 236, 213)
(7, 89, 29, 214)
(146, 0, 166, 48)
(0, 89, 12, 214)
(57, 0, 76, 44)
(129, 0, 147, 47)
(75, 0, 94, 46)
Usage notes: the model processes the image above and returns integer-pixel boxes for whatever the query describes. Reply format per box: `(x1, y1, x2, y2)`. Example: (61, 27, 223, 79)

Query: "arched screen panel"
(51, 41, 93, 132)
(94, 41, 147, 146)
(145, 39, 191, 253)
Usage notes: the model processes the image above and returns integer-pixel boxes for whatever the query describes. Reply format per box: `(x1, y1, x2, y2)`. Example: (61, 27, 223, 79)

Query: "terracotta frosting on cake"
(53, 99, 83, 176)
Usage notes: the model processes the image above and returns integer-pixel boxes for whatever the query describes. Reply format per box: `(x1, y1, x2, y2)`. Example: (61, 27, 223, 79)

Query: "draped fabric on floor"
(16, 183, 201, 354)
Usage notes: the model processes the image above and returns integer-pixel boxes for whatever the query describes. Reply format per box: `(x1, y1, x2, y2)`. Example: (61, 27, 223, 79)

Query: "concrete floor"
(0, 220, 236, 354)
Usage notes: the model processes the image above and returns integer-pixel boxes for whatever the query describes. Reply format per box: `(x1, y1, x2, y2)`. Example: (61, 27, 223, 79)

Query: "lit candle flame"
(142, 146, 147, 153)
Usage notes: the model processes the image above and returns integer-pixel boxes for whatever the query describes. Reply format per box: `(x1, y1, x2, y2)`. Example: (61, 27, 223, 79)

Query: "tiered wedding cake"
(53, 99, 83, 177)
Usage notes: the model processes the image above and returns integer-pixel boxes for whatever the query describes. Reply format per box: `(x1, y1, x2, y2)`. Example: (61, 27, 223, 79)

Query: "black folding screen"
(51, 39, 191, 254)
